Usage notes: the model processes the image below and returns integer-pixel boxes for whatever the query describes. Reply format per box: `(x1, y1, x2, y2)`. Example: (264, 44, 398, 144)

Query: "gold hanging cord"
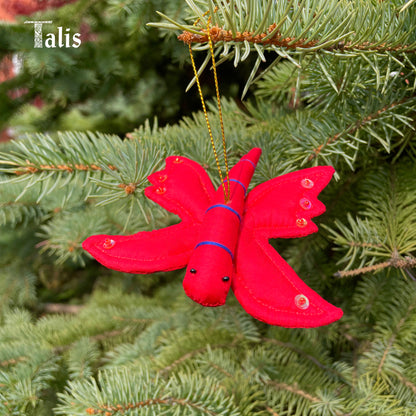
(188, 11, 230, 202)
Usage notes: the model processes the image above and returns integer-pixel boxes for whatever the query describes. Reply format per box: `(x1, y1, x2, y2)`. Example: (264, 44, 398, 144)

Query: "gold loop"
(188, 11, 230, 202)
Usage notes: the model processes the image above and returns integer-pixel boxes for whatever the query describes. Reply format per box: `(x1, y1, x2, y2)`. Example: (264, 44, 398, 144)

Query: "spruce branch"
(400, 0, 416, 12)
(0, 131, 164, 206)
(40, 303, 85, 314)
(334, 256, 416, 278)
(37, 206, 112, 265)
(152, 0, 416, 94)
(165, 339, 240, 385)
(328, 163, 416, 277)
(159, 342, 233, 376)
(265, 380, 351, 416)
(0, 200, 44, 227)
(377, 303, 415, 375)
(355, 280, 416, 392)
(0, 261, 38, 307)
(84, 398, 183, 415)
(178, 25, 319, 49)
(393, 371, 416, 395)
(11, 162, 116, 175)
(0, 356, 27, 368)
(265, 406, 280, 416)
(56, 369, 240, 416)
(256, 89, 416, 171)
(85, 397, 222, 416)
(111, 316, 155, 325)
(90, 330, 126, 344)
(265, 380, 320, 403)
(308, 97, 415, 161)
(53, 331, 126, 354)
(0, 182, 48, 226)
(206, 361, 233, 379)
(346, 242, 384, 249)
(178, 25, 416, 54)
(67, 338, 100, 381)
(262, 337, 344, 380)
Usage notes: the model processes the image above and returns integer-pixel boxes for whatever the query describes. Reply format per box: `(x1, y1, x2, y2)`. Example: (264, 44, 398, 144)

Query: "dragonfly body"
(183, 148, 261, 306)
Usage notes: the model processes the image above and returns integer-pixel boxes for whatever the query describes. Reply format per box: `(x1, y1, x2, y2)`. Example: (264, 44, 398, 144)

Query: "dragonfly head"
(183, 244, 233, 307)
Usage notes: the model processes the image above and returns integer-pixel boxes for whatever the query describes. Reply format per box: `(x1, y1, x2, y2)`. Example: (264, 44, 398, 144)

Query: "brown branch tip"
(178, 24, 317, 49)
(335, 256, 416, 278)
(14, 162, 117, 175)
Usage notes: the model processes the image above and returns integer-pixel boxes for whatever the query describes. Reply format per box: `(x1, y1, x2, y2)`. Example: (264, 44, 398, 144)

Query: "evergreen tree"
(1, 0, 416, 415)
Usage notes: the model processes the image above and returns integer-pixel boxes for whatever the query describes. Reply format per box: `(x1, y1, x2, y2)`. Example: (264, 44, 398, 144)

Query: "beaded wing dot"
(83, 148, 343, 328)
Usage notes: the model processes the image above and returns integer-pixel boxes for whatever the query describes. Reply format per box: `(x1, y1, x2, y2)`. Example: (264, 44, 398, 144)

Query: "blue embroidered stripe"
(223, 178, 247, 195)
(195, 241, 234, 260)
(241, 158, 256, 169)
(206, 204, 241, 222)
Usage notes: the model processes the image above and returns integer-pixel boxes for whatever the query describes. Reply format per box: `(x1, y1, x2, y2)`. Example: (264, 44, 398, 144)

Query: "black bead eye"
(222, 276, 230, 282)
(190, 268, 197, 274)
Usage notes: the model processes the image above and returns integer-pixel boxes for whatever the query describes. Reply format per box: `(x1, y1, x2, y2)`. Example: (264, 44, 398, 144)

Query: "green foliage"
(0, 279, 415, 415)
(326, 161, 416, 276)
(153, 0, 416, 94)
(0, 0, 416, 415)
(57, 368, 241, 416)
(0, 0, 191, 134)
(0, 182, 45, 227)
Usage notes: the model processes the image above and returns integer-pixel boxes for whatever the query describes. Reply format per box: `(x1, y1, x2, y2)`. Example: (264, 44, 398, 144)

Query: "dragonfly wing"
(231, 165, 342, 327)
(233, 228, 343, 327)
(82, 221, 200, 274)
(244, 166, 335, 238)
(83, 155, 215, 273)
(145, 155, 216, 222)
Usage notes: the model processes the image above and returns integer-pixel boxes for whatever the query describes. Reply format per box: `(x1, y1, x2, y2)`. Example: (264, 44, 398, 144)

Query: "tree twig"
(40, 303, 84, 314)
(335, 256, 416, 278)
(179, 25, 416, 53)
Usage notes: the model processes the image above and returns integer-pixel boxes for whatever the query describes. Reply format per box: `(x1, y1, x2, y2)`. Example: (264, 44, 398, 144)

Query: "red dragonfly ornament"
(83, 148, 343, 328)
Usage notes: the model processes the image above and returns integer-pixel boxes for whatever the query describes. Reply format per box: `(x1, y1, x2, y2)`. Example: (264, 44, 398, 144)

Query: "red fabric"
(145, 155, 215, 222)
(233, 167, 343, 327)
(83, 148, 343, 328)
(183, 148, 261, 306)
(82, 222, 199, 274)
(82, 155, 215, 273)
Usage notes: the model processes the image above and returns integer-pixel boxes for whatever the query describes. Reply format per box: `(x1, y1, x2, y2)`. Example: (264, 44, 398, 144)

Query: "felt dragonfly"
(83, 148, 343, 328)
